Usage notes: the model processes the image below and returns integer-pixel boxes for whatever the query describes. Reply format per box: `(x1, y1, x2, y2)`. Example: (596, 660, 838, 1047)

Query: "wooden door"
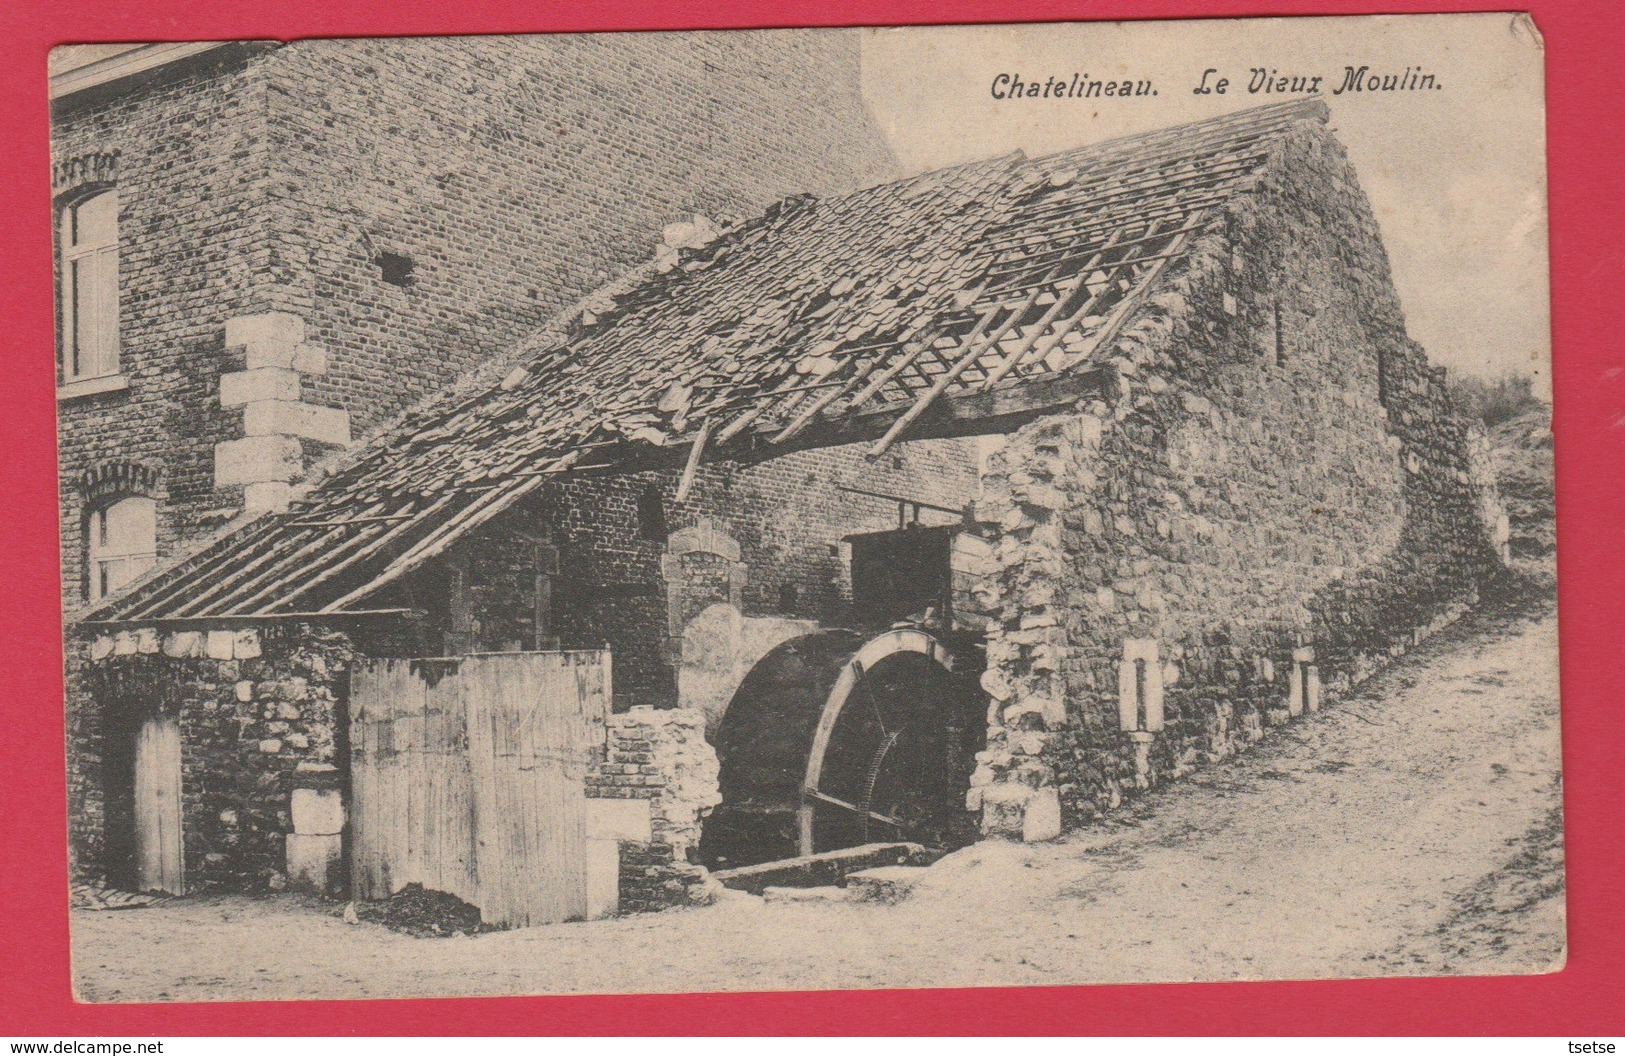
(350, 650, 610, 927)
(133, 715, 183, 895)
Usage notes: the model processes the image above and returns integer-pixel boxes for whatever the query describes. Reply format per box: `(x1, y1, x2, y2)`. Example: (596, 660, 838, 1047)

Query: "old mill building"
(66, 97, 1511, 923)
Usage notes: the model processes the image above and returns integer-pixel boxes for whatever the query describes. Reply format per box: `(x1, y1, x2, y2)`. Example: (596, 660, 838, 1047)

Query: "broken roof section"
(88, 98, 1329, 624)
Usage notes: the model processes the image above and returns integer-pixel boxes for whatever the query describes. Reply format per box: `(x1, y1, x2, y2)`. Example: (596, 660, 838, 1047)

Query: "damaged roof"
(88, 98, 1328, 624)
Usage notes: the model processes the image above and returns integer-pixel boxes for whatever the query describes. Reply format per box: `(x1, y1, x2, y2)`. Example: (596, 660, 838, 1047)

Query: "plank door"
(133, 714, 184, 895)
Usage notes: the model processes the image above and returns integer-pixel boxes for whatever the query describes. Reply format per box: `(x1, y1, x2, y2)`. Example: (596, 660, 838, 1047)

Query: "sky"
(859, 13, 1550, 391)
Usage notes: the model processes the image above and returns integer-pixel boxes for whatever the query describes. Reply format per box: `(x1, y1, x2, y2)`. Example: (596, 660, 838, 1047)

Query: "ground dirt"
(72, 592, 1563, 1001)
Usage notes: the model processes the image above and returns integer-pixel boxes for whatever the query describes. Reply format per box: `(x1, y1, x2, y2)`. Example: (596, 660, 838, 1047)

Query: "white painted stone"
(290, 342, 328, 376)
(763, 885, 850, 904)
(243, 400, 351, 446)
(233, 629, 261, 659)
(586, 797, 653, 843)
(245, 339, 329, 375)
(1021, 787, 1062, 842)
(215, 435, 302, 486)
(112, 630, 137, 656)
(90, 636, 114, 661)
(206, 630, 235, 660)
(585, 838, 620, 920)
(1117, 637, 1164, 732)
(163, 631, 202, 658)
(243, 481, 294, 513)
(226, 312, 305, 350)
(291, 787, 345, 835)
(135, 627, 160, 653)
(220, 367, 300, 408)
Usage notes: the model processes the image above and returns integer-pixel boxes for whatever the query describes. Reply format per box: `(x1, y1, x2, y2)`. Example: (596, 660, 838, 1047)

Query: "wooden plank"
(134, 715, 183, 895)
(673, 418, 711, 504)
(870, 286, 1045, 456)
(349, 649, 609, 927)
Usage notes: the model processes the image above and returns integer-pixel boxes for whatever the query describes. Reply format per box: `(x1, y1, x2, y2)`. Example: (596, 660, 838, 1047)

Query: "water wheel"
(700, 626, 984, 869)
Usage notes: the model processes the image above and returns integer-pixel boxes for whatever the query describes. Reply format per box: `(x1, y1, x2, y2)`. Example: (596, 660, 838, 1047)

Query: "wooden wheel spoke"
(804, 788, 905, 830)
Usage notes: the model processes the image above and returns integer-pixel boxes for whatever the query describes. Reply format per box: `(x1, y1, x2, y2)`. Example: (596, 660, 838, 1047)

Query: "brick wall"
(53, 47, 281, 605)
(52, 32, 896, 605)
(973, 121, 1510, 836)
(57, 31, 895, 878)
(261, 31, 898, 440)
(418, 434, 985, 711)
(585, 707, 722, 913)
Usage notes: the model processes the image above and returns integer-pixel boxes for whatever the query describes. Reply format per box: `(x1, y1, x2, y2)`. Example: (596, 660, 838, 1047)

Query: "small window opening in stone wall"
(1117, 638, 1165, 733)
(1273, 302, 1287, 367)
(778, 583, 799, 612)
(1289, 646, 1320, 716)
(637, 487, 668, 543)
(375, 252, 415, 288)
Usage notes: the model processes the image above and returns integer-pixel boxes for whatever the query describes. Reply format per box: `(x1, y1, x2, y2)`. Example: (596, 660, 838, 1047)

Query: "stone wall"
(71, 622, 356, 889)
(972, 120, 1510, 836)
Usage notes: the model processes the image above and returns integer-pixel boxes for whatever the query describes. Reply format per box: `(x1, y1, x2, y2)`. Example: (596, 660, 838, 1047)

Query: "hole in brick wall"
(1273, 302, 1287, 368)
(779, 584, 799, 611)
(637, 487, 668, 543)
(375, 252, 415, 288)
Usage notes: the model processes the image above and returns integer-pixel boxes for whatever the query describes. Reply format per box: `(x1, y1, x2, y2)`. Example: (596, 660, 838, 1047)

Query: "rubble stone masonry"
(70, 622, 357, 890)
(972, 121, 1509, 835)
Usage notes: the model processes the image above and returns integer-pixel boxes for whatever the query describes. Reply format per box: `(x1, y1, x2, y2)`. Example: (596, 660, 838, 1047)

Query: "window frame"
(85, 494, 157, 602)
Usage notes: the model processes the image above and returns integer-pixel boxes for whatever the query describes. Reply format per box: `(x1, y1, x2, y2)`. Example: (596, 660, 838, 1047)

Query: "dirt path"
(72, 600, 1564, 1002)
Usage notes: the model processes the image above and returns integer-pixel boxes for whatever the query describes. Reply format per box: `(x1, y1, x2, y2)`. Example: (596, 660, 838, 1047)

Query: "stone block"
(163, 631, 203, 658)
(243, 400, 351, 446)
(587, 797, 653, 843)
(245, 339, 329, 375)
(233, 629, 261, 659)
(762, 885, 850, 904)
(244, 481, 294, 513)
(845, 865, 929, 905)
(220, 368, 301, 408)
(215, 436, 302, 487)
(285, 832, 343, 895)
(90, 636, 114, 661)
(585, 838, 620, 920)
(226, 312, 305, 351)
(1022, 787, 1062, 842)
(291, 787, 344, 835)
(979, 781, 1032, 836)
(113, 631, 137, 656)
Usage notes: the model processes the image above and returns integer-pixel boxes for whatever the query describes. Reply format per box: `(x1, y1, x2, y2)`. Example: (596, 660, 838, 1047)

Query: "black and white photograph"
(51, 13, 1560, 1002)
